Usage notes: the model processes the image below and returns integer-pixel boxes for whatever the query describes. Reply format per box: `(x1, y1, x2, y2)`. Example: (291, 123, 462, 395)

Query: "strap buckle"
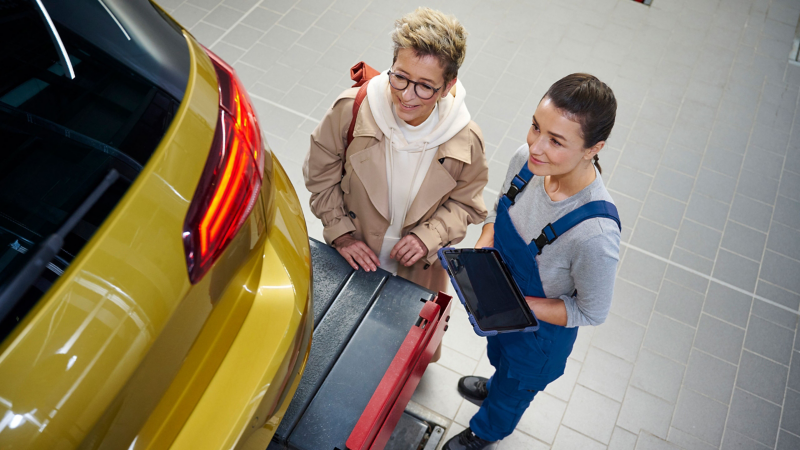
(533, 223, 558, 255)
(505, 175, 527, 204)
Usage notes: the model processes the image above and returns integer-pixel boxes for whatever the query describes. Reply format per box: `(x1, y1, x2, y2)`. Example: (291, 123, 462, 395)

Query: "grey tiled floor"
(161, 0, 800, 448)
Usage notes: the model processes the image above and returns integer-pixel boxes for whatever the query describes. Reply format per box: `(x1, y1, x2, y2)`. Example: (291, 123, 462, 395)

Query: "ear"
(584, 140, 605, 160)
(442, 77, 458, 98)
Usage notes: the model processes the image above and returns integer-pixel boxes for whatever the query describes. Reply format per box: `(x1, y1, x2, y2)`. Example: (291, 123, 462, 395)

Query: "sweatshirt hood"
(366, 70, 471, 151)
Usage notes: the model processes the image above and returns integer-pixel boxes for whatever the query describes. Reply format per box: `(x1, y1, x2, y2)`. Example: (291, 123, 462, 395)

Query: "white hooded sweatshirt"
(365, 70, 471, 273)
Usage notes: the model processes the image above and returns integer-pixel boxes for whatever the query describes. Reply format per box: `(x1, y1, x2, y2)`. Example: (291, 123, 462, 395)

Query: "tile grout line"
(621, 241, 800, 317)
(207, 0, 268, 50)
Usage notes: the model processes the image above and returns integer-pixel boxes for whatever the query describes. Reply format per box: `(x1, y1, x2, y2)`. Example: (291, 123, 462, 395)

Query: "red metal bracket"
(345, 292, 453, 450)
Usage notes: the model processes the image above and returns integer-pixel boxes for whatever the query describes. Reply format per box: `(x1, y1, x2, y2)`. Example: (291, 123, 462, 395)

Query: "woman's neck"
(544, 162, 597, 202)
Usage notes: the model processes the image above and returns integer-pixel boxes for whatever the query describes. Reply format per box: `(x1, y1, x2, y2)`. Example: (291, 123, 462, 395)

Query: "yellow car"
(0, 1, 312, 448)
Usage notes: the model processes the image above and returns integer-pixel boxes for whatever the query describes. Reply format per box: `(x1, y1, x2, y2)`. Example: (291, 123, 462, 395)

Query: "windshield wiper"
(0, 169, 119, 323)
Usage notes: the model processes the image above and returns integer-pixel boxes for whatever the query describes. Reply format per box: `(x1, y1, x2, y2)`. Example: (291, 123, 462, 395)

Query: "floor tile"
(684, 349, 737, 405)
(578, 346, 634, 402)
(782, 388, 800, 437)
(777, 429, 800, 450)
(703, 282, 752, 328)
(516, 392, 567, 444)
(685, 193, 730, 231)
(410, 363, 464, 419)
(630, 219, 677, 259)
(241, 6, 281, 31)
(676, 220, 722, 260)
(651, 167, 695, 203)
(436, 349, 478, 377)
(617, 387, 675, 439)
(610, 166, 654, 202)
(672, 388, 728, 446)
(441, 306, 488, 360)
(545, 358, 581, 402)
(611, 279, 657, 326)
(729, 193, 774, 233)
(669, 247, 715, 276)
(744, 315, 795, 365)
(701, 146, 744, 179)
(694, 168, 737, 204)
(767, 222, 800, 262)
(640, 192, 687, 231)
(773, 195, 800, 230)
(654, 280, 704, 327)
(609, 426, 638, 450)
(593, 313, 647, 363)
(635, 432, 683, 450)
(752, 295, 798, 330)
(667, 427, 717, 450)
(726, 388, 782, 448)
(562, 385, 620, 444)
(721, 428, 771, 450)
(712, 249, 760, 292)
(694, 314, 745, 364)
(760, 250, 800, 298)
(630, 349, 685, 404)
(551, 426, 606, 450)
(496, 431, 549, 450)
(737, 169, 780, 205)
(618, 250, 667, 293)
(664, 266, 709, 294)
(643, 313, 696, 364)
(721, 221, 767, 262)
(736, 350, 789, 404)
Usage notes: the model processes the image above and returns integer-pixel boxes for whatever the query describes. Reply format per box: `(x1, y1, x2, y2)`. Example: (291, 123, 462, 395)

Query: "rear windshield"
(0, 1, 181, 339)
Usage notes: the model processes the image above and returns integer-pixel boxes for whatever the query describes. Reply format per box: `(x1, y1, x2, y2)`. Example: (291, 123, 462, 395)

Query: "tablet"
(438, 247, 538, 337)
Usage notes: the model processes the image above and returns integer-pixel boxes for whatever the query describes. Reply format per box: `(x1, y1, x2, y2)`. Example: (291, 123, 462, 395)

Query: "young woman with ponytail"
(443, 73, 621, 449)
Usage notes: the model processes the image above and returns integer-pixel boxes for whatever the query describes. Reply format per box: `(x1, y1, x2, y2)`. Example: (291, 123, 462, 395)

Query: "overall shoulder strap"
(504, 162, 534, 204)
(532, 201, 621, 255)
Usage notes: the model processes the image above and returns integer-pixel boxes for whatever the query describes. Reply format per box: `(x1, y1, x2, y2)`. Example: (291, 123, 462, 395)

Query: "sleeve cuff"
(322, 217, 356, 245)
(411, 224, 444, 264)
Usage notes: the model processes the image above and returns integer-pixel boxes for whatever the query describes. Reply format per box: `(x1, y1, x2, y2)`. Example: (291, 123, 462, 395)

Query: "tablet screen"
(443, 249, 536, 331)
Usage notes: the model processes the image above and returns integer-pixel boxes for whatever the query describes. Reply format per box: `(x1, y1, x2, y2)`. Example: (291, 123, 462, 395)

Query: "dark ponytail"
(544, 73, 616, 174)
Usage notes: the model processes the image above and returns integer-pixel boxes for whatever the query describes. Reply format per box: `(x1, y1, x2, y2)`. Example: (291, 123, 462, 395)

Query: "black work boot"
(457, 376, 489, 406)
(442, 427, 496, 450)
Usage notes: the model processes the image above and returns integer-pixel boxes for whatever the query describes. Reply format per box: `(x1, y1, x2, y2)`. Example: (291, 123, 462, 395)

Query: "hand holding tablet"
(438, 248, 539, 337)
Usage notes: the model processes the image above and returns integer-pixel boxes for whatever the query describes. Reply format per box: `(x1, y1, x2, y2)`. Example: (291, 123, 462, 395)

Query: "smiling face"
(526, 97, 602, 177)
(390, 48, 456, 126)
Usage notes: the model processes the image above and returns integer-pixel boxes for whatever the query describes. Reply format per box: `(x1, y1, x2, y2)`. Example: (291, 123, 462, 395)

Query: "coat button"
(349, 211, 356, 219)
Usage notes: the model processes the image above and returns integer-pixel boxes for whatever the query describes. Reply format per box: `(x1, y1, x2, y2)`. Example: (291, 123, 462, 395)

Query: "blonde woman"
(303, 8, 488, 299)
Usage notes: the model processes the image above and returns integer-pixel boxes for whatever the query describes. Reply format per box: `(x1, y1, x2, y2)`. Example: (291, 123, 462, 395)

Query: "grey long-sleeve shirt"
(486, 144, 621, 328)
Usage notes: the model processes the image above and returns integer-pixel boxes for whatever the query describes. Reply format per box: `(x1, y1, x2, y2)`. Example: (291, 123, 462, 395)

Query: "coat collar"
(353, 96, 474, 165)
(349, 95, 476, 226)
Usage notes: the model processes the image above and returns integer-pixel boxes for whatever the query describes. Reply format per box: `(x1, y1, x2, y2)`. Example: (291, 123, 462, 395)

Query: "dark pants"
(468, 348, 538, 441)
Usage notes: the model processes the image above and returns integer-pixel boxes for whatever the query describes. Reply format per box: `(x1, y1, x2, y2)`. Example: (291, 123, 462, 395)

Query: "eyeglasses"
(387, 71, 443, 100)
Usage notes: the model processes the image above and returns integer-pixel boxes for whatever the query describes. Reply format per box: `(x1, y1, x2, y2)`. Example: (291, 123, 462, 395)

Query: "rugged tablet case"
(438, 247, 538, 337)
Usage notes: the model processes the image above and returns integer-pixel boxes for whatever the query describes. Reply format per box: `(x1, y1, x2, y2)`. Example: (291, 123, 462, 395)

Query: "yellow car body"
(0, 18, 313, 450)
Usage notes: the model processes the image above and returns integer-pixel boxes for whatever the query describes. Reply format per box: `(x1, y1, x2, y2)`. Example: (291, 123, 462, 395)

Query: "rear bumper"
(169, 155, 313, 450)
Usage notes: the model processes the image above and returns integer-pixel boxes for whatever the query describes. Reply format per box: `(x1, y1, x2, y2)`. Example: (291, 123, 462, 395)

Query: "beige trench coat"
(303, 87, 489, 293)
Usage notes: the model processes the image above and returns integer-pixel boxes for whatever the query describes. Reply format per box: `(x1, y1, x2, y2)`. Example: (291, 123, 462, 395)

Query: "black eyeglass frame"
(387, 71, 444, 100)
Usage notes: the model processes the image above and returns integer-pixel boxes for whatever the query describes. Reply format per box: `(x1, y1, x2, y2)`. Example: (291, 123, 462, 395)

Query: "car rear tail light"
(183, 48, 265, 284)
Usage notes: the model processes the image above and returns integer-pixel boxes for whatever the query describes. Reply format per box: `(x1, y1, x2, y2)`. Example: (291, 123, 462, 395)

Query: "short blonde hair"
(390, 7, 467, 84)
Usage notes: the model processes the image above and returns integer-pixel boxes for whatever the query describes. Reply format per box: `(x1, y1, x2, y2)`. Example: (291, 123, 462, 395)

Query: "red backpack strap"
(342, 61, 378, 176)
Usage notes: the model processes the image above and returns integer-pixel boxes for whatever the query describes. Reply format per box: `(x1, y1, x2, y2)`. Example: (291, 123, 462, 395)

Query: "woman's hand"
(474, 223, 495, 248)
(333, 233, 380, 272)
(390, 234, 428, 267)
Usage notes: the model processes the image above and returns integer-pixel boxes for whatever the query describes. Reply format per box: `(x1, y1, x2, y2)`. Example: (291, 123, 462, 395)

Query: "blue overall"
(470, 164, 621, 441)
